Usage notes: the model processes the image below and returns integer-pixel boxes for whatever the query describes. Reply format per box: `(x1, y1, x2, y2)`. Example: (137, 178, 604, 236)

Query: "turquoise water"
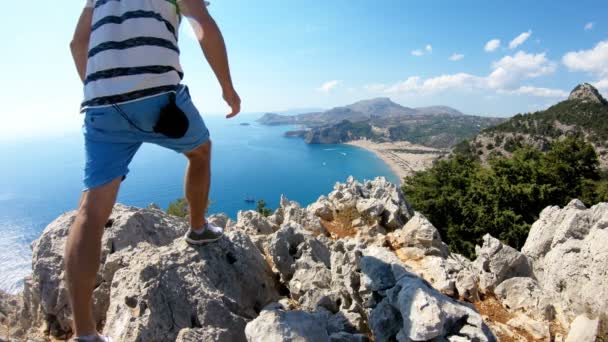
(0, 114, 398, 293)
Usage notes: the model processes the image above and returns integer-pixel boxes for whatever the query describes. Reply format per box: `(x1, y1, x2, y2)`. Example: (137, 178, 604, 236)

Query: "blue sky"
(1, 0, 607, 140)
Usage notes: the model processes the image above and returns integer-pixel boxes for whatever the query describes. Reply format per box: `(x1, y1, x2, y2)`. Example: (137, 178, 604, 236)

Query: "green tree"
(403, 136, 605, 258)
(256, 200, 273, 217)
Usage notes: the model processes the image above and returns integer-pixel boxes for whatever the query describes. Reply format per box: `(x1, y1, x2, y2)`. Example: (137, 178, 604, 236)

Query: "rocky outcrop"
(8, 177, 608, 341)
(473, 234, 532, 294)
(569, 82, 608, 104)
(19, 204, 190, 339)
(522, 199, 608, 328)
(103, 232, 279, 341)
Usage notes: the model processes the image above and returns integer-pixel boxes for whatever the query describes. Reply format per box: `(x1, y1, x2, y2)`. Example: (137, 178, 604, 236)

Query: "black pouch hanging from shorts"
(153, 93, 189, 138)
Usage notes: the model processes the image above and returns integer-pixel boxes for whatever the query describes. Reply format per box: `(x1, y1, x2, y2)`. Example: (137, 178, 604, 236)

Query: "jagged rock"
(20, 204, 189, 338)
(245, 309, 331, 342)
(267, 223, 337, 311)
(370, 272, 496, 342)
(328, 177, 413, 231)
(267, 223, 312, 282)
(568, 83, 607, 105)
(103, 231, 279, 341)
(506, 313, 550, 340)
(360, 248, 495, 342)
(208, 213, 230, 229)
(279, 195, 327, 235)
(307, 196, 335, 221)
(565, 315, 600, 342)
(449, 253, 480, 301)
(0, 290, 23, 339)
(355, 198, 385, 219)
(388, 212, 448, 260)
(409, 256, 459, 297)
(473, 234, 532, 294)
(522, 200, 608, 326)
(495, 277, 554, 320)
(233, 210, 275, 235)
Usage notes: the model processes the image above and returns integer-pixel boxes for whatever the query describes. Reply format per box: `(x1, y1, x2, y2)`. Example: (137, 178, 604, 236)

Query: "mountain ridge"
(456, 83, 608, 168)
(257, 97, 465, 126)
(258, 97, 499, 149)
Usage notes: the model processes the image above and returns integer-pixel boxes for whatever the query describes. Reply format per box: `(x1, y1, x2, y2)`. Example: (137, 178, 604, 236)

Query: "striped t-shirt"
(81, 0, 186, 109)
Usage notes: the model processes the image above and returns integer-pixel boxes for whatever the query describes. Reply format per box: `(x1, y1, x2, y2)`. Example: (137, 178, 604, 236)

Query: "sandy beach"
(346, 140, 448, 182)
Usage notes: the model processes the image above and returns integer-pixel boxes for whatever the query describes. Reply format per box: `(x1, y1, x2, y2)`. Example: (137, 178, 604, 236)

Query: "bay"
(0, 113, 398, 293)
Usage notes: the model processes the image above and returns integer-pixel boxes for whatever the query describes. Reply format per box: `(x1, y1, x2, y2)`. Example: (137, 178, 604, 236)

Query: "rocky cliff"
(3, 177, 607, 341)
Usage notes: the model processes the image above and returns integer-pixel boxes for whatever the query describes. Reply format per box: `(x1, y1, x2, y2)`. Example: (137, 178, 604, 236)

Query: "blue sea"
(0, 114, 398, 293)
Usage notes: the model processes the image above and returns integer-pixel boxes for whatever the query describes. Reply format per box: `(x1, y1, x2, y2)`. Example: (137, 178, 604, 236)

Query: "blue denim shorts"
(82, 85, 210, 190)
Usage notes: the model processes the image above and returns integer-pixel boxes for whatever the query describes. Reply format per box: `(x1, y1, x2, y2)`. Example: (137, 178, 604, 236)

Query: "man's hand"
(223, 87, 241, 118)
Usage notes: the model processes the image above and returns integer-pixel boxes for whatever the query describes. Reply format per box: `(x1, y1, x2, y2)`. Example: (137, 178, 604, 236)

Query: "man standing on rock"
(65, 0, 240, 340)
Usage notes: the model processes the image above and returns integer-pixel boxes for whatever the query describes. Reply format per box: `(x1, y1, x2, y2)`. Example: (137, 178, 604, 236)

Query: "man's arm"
(179, 0, 241, 118)
(70, 6, 93, 83)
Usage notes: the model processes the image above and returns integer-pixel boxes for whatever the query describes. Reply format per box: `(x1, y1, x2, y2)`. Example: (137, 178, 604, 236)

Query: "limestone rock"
(565, 315, 600, 342)
(279, 195, 327, 236)
(506, 313, 550, 340)
(20, 204, 189, 338)
(245, 309, 331, 342)
(388, 212, 448, 260)
(522, 201, 608, 325)
(208, 213, 230, 229)
(103, 231, 279, 341)
(473, 234, 532, 293)
(307, 196, 335, 221)
(328, 177, 413, 231)
(360, 248, 496, 342)
(233, 210, 275, 235)
(495, 277, 554, 321)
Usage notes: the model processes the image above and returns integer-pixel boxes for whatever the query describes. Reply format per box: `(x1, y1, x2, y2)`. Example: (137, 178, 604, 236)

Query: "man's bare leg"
(64, 177, 122, 337)
(184, 140, 212, 228)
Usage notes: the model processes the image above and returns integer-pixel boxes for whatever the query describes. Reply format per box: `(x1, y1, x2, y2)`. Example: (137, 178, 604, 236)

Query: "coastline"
(345, 140, 448, 183)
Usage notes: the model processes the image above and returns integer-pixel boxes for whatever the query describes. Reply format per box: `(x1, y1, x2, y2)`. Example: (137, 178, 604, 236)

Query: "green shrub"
(403, 136, 604, 258)
(256, 200, 273, 217)
(167, 198, 189, 218)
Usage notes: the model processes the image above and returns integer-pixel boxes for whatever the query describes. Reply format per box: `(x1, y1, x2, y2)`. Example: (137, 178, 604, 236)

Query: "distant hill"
(455, 83, 608, 167)
(257, 98, 464, 126)
(258, 98, 500, 148)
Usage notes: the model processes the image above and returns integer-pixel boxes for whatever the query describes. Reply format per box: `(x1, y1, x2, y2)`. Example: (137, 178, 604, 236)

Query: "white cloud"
(317, 80, 342, 92)
(563, 40, 608, 77)
(384, 73, 484, 94)
(509, 30, 532, 49)
(595, 79, 608, 91)
(411, 49, 424, 56)
(584, 22, 594, 31)
(488, 51, 556, 89)
(368, 51, 564, 99)
(449, 53, 464, 61)
(507, 86, 569, 98)
(484, 39, 501, 52)
(411, 44, 432, 56)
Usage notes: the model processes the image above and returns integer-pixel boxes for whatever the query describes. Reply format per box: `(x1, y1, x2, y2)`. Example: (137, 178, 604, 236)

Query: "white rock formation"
(9, 177, 607, 341)
(522, 200, 608, 327)
(20, 204, 189, 338)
